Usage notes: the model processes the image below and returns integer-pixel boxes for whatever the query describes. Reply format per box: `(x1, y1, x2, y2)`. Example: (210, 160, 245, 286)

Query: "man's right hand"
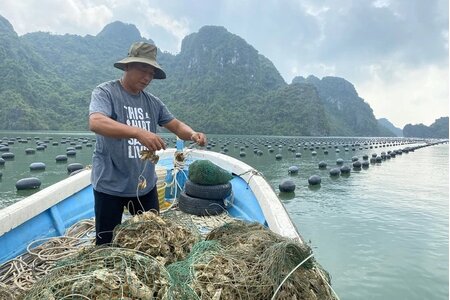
(135, 129, 166, 151)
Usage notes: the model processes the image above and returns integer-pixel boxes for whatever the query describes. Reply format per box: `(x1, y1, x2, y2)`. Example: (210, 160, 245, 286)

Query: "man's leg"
(94, 189, 124, 245)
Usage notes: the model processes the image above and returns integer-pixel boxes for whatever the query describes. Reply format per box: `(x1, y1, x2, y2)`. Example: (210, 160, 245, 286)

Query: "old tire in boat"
(184, 180, 232, 200)
(178, 191, 225, 216)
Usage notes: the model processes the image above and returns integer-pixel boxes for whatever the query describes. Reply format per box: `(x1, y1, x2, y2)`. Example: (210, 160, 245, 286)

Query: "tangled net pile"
(21, 247, 173, 299)
(8, 211, 336, 299)
(168, 220, 335, 300)
(112, 210, 201, 266)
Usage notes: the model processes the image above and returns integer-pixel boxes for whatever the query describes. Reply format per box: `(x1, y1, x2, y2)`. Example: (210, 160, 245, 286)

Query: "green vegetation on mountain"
(292, 75, 394, 136)
(0, 15, 87, 130)
(0, 16, 417, 136)
(403, 117, 449, 138)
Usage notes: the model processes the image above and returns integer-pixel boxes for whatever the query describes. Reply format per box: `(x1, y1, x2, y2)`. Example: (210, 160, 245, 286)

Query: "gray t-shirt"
(89, 80, 174, 197)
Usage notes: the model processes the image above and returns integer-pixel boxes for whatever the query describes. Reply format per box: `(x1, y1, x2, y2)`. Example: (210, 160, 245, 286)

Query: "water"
(0, 131, 448, 300)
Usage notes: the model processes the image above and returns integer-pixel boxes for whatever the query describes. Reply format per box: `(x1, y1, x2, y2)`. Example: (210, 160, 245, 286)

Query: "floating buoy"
(362, 161, 370, 168)
(340, 165, 351, 174)
(375, 156, 383, 163)
(55, 154, 68, 162)
(239, 151, 246, 157)
(336, 158, 344, 165)
(66, 150, 76, 156)
(288, 166, 299, 175)
(275, 154, 282, 160)
(1, 152, 14, 160)
(0, 158, 5, 166)
(30, 162, 46, 171)
(362, 154, 369, 160)
(16, 177, 41, 190)
(351, 156, 359, 162)
(311, 151, 317, 156)
(279, 179, 296, 193)
(295, 152, 302, 158)
(353, 161, 362, 169)
(318, 161, 327, 169)
(329, 168, 340, 176)
(36, 145, 45, 151)
(0, 146, 9, 152)
(25, 148, 36, 155)
(67, 163, 84, 173)
(308, 175, 321, 185)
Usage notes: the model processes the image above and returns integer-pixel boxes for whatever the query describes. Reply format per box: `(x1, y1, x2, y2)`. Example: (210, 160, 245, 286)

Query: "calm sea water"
(0, 131, 448, 300)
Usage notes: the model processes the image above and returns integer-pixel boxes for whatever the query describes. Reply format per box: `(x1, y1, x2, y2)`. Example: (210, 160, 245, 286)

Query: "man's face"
(126, 63, 156, 91)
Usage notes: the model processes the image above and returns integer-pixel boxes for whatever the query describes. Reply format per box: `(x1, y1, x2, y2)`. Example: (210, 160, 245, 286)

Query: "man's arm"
(89, 112, 166, 151)
(163, 118, 207, 146)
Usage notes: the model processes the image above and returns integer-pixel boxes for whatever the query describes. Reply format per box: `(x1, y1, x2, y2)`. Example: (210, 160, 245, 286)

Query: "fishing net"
(0, 282, 17, 299)
(165, 220, 336, 300)
(188, 160, 233, 185)
(9, 212, 336, 300)
(20, 246, 172, 300)
(166, 240, 222, 285)
(112, 211, 201, 266)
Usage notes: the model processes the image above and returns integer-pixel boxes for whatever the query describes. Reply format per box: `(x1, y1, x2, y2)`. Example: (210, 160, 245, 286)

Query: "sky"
(0, 0, 448, 128)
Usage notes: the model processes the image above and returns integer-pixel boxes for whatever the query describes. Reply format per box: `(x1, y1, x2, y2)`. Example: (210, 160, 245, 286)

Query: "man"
(89, 41, 206, 245)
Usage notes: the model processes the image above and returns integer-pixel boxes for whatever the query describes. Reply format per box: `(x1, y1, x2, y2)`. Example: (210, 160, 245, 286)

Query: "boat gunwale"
(0, 170, 91, 236)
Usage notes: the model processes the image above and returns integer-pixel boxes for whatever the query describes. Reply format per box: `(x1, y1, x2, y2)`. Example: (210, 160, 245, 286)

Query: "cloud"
(358, 64, 449, 127)
(106, 0, 190, 51)
(0, 0, 113, 35)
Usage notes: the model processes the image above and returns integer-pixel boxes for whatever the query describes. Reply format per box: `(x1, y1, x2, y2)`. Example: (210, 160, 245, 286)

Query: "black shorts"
(93, 186, 159, 245)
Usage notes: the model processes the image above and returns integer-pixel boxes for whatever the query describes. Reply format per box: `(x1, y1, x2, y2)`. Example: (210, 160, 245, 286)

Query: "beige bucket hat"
(114, 42, 166, 79)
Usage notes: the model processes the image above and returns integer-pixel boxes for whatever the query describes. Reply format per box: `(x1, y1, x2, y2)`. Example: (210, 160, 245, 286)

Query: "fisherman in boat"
(89, 41, 207, 245)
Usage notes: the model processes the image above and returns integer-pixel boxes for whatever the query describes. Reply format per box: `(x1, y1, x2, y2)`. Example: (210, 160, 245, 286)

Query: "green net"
(188, 160, 233, 185)
(166, 240, 222, 285)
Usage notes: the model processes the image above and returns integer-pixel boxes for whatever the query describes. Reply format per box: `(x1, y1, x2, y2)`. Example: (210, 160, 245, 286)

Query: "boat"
(0, 146, 337, 299)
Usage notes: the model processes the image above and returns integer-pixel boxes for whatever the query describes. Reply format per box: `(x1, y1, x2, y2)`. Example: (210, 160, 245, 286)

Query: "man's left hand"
(191, 132, 207, 146)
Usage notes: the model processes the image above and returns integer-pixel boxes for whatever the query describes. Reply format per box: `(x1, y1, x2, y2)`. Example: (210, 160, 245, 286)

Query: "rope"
(0, 219, 95, 292)
(161, 149, 192, 213)
(270, 253, 314, 300)
(237, 168, 264, 187)
(316, 266, 341, 300)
